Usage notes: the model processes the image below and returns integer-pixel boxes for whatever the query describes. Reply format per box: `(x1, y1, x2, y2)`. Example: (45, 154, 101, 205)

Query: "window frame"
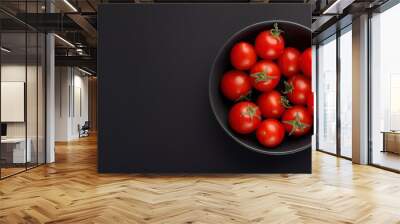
(367, 0, 400, 173)
(315, 24, 353, 161)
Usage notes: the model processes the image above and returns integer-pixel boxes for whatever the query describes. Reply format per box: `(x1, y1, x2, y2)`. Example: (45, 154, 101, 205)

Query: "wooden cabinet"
(382, 132, 400, 154)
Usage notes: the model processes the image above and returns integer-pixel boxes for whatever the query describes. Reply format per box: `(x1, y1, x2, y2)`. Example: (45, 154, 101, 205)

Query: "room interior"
(0, 30, 46, 178)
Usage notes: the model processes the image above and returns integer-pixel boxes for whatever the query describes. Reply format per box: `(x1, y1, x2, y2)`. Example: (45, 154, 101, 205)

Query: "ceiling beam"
(55, 55, 96, 71)
(322, 0, 355, 14)
(67, 13, 97, 46)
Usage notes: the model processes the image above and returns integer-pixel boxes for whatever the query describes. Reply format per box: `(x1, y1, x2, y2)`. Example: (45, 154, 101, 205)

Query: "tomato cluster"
(220, 23, 313, 148)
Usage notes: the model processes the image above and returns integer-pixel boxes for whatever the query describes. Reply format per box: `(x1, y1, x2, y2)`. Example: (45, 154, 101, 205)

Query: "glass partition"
(0, 2, 46, 179)
(27, 30, 38, 169)
(38, 32, 45, 165)
(0, 31, 28, 177)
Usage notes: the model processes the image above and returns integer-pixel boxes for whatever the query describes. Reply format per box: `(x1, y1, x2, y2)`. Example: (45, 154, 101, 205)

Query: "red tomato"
(256, 119, 285, 148)
(257, 90, 290, 119)
(306, 92, 314, 116)
(278, 47, 301, 77)
(230, 42, 257, 70)
(284, 74, 311, 105)
(300, 48, 312, 78)
(282, 106, 312, 137)
(228, 101, 261, 134)
(255, 23, 285, 60)
(220, 70, 252, 101)
(249, 60, 281, 92)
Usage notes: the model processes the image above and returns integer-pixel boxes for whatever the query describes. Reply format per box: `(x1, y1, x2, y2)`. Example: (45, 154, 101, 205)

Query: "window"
(339, 27, 352, 158)
(317, 36, 337, 154)
(370, 3, 400, 171)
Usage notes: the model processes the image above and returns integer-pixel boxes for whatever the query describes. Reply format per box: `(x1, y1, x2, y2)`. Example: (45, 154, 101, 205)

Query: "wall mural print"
(210, 21, 312, 156)
(98, 3, 312, 173)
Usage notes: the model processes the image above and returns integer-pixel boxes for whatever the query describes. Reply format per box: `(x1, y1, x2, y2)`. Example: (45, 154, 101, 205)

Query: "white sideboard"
(1, 138, 32, 163)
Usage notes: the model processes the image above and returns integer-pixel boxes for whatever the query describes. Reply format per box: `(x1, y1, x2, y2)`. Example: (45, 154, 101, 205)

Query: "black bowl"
(209, 20, 312, 156)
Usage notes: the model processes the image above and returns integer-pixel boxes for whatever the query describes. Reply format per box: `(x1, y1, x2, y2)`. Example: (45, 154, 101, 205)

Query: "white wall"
(55, 67, 89, 141)
(1, 65, 40, 137)
(55, 67, 70, 141)
(1, 65, 28, 141)
(72, 73, 89, 138)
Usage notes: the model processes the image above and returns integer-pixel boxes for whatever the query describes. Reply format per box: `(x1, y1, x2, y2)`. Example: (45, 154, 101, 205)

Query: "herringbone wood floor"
(1, 135, 400, 224)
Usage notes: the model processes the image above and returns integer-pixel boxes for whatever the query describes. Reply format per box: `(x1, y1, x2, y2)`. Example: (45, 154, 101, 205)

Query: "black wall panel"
(98, 3, 312, 173)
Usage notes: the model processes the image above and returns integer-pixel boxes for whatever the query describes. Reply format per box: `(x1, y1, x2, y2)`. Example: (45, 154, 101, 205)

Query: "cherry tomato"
(284, 74, 311, 105)
(255, 23, 285, 60)
(278, 47, 301, 78)
(230, 42, 257, 70)
(249, 60, 281, 92)
(257, 90, 290, 119)
(306, 92, 314, 116)
(282, 106, 312, 137)
(256, 119, 285, 148)
(220, 70, 251, 101)
(300, 48, 312, 78)
(228, 101, 261, 134)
